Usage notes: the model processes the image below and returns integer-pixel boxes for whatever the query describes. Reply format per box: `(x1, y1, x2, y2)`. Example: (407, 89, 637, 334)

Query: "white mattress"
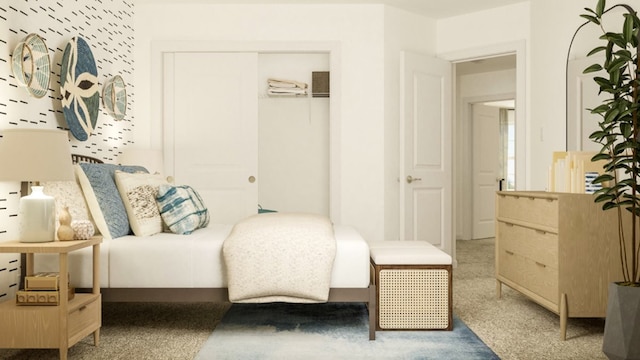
(35, 224, 370, 289)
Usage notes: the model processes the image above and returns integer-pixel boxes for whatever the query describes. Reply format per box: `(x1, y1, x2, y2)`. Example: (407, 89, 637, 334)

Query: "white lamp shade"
(0, 129, 74, 242)
(0, 129, 74, 182)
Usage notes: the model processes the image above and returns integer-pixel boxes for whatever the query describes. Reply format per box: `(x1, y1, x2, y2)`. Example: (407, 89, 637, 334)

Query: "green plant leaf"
(596, 0, 605, 17)
(592, 153, 612, 161)
(624, 14, 635, 43)
(593, 174, 615, 183)
(584, 64, 603, 73)
(581, 14, 601, 24)
(588, 46, 607, 57)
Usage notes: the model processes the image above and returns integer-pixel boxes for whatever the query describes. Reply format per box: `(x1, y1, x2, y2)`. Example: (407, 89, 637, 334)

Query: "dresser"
(495, 191, 623, 340)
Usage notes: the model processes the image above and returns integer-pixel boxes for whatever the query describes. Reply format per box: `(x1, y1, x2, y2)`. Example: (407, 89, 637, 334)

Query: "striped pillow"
(156, 184, 210, 235)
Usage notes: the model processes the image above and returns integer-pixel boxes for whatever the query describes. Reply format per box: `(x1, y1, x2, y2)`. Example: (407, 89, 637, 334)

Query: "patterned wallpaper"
(0, 0, 135, 297)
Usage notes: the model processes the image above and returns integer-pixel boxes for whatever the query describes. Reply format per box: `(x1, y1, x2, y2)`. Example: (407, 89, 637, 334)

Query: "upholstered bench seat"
(369, 241, 453, 331)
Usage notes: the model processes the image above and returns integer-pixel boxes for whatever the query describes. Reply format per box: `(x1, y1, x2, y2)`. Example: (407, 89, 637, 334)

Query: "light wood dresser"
(495, 191, 623, 340)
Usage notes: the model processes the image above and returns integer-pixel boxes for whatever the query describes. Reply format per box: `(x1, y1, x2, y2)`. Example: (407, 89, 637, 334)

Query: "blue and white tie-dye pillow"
(156, 184, 209, 235)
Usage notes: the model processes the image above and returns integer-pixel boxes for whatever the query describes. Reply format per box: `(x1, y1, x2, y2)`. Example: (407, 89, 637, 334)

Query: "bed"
(34, 154, 377, 340)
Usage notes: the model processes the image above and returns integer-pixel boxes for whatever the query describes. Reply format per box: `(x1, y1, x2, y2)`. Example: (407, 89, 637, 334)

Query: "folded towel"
(267, 87, 308, 96)
(268, 78, 308, 89)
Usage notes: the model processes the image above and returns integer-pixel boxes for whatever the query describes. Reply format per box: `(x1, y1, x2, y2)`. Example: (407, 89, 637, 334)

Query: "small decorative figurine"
(57, 206, 75, 241)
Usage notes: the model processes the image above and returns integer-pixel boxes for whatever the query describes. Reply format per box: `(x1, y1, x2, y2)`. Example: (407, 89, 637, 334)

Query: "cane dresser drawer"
(496, 192, 558, 229)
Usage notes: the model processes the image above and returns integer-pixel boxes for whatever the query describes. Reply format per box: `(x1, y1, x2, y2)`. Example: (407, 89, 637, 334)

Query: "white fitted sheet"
(37, 224, 370, 290)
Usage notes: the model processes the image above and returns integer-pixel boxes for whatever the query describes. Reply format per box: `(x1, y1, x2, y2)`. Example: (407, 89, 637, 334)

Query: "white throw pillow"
(115, 171, 169, 236)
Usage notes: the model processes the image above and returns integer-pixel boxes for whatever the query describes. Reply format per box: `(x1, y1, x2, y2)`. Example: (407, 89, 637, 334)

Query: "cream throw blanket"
(223, 213, 336, 303)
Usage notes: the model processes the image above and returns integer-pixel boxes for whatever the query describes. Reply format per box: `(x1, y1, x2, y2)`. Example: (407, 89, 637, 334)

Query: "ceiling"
(135, 0, 528, 19)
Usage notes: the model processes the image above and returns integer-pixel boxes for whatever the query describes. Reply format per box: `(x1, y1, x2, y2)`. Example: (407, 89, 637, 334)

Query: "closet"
(163, 51, 330, 224)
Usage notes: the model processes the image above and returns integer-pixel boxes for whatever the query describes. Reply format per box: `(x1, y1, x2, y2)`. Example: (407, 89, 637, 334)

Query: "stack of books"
(16, 272, 74, 306)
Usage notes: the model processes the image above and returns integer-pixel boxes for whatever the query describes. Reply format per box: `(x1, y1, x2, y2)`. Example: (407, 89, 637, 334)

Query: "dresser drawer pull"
(535, 261, 547, 268)
(78, 305, 87, 312)
(535, 229, 546, 235)
(505, 250, 514, 255)
(505, 222, 514, 227)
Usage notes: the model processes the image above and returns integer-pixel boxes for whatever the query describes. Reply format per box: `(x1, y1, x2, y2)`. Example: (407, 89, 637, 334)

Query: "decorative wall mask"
(11, 33, 51, 98)
(102, 75, 127, 120)
(60, 37, 100, 141)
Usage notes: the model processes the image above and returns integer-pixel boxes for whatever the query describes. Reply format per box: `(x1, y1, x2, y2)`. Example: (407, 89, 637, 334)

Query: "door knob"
(406, 175, 422, 184)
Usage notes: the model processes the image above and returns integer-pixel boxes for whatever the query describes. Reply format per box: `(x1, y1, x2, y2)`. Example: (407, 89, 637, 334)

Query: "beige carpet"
(0, 238, 606, 359)
(454, 238, 607, 360)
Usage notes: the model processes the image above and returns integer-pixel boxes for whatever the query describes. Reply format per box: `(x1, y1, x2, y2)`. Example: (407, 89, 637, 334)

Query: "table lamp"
(0, 129, 75, 242)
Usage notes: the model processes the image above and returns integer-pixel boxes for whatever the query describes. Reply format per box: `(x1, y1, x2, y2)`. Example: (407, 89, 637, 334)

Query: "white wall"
(438, 2, 532, 188)
(0, 0, 135, 299)
(135, 4, 389, 241)
(438, 0, 640, 191)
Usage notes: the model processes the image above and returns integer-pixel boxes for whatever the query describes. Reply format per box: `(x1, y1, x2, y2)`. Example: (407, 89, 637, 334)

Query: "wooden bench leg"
(369, 284, 376, 340)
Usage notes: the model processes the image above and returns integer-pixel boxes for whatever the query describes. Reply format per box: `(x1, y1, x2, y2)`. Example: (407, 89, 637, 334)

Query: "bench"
(369, 241, 452, 331)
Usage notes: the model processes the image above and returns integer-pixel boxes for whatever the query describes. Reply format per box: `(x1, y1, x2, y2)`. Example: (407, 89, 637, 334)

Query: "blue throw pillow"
(156, 184, 209, 235)
(78, 163, 148, 238)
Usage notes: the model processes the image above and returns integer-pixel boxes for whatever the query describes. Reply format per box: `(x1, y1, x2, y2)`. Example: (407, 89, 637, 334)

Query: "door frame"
(151, 41, 342, 221)
(440, 40, 527, 244)
(463, 94, 515, 241)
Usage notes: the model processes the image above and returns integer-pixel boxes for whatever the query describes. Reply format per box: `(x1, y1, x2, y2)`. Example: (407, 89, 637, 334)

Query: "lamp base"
(19, 186, 55, 243)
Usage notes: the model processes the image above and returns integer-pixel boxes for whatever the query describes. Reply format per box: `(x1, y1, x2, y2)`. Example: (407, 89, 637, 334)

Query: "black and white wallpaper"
(0, 0, 135, 298)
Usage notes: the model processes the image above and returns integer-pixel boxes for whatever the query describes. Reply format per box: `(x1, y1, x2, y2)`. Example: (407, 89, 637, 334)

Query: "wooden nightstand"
(0, 236, 102, 360)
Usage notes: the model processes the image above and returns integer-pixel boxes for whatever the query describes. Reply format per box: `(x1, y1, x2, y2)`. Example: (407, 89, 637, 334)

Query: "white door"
(400, 51, 452, 253)
(164, 52, 258, 224)
(472, 104, 500, 239)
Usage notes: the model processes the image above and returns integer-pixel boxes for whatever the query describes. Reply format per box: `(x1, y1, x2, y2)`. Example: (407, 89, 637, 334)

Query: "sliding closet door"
(164, 52, 258, 224)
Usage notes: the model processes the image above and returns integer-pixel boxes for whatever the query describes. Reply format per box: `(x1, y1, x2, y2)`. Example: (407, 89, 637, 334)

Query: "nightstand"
(0, 236, 102, 360)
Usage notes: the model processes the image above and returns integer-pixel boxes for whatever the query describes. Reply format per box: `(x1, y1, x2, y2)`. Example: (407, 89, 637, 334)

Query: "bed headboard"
(72, 154, 104, 164)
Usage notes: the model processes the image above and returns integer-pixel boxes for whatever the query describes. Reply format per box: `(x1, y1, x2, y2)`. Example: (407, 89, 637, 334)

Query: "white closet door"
(165, 52, 258, 224)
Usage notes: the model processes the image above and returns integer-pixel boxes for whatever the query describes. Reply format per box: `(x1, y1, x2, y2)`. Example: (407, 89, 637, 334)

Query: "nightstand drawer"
(498, 249, 559, 305)
(497, 221, 558, 269)
(497, 194, 558, 228)
(68, 295, 101, 340)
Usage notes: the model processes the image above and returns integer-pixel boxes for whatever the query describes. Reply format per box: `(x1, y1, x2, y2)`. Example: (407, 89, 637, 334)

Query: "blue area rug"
(196, 303, 500, 359)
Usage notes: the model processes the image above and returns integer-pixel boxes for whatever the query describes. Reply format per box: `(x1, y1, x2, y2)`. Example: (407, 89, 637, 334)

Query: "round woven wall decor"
(60, 36, 100, 142)
(11, 33, 51, 98)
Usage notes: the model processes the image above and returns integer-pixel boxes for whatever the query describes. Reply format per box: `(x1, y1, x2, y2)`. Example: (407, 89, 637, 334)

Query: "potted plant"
(582, 0, 640, 359)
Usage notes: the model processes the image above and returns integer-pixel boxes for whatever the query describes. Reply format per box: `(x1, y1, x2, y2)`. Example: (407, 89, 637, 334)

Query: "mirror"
(566, 6, 628, 151)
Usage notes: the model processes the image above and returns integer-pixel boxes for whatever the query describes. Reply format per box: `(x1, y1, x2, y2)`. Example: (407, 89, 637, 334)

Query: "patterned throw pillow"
(42, 177, 96, 239)
(77, 163, 148, 239)
(114, 171, 169, 237)
(156, 184, 210, 235)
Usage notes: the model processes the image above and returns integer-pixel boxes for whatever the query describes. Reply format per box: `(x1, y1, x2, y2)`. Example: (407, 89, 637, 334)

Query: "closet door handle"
(248, 176, 256, 183)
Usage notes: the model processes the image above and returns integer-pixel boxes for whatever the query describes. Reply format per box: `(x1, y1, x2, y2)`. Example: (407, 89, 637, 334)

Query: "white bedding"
(224, 213, 336, 303)
(34, 224, 370, 290)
